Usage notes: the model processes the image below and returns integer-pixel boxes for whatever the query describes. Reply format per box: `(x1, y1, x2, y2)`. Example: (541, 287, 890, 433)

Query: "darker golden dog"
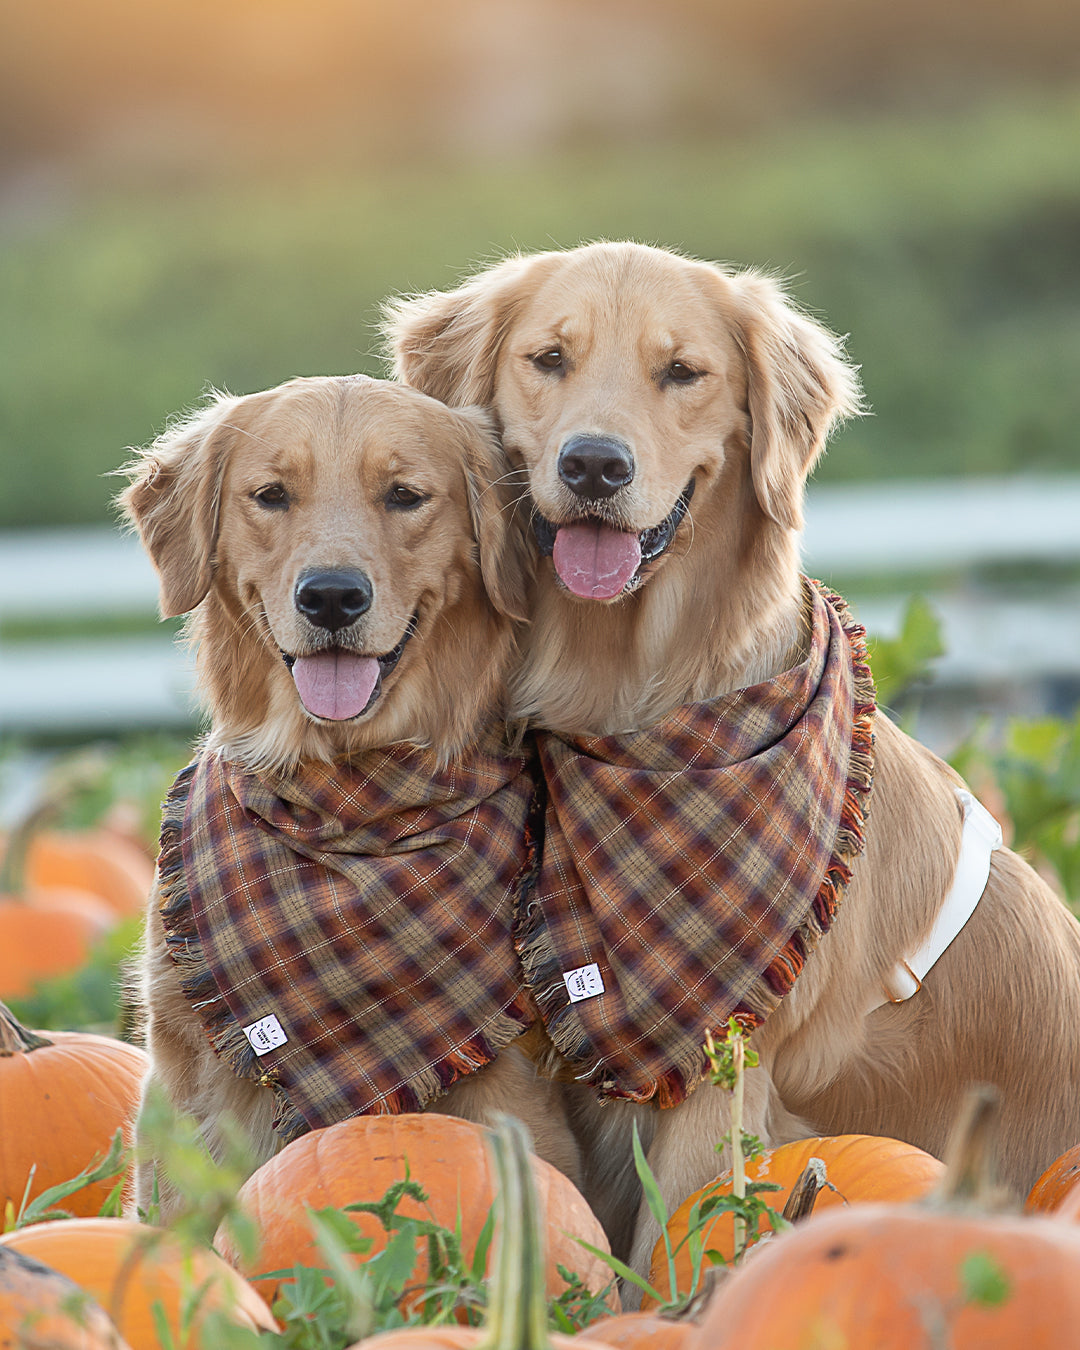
(386, 242, 1080, 1284)
(120, 374, 578, 1215)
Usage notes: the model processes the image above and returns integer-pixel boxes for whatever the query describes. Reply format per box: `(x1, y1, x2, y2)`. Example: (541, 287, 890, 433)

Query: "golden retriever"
(120, 374, 577, 1217)
(385, 241, 1080, 1283)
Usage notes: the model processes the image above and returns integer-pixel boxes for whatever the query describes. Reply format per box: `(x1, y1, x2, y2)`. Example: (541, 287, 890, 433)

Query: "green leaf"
(470, 1207, 495, 1283)
(631, 1121, 669, 1234)
(151, 1298, 177, 1350)
(948, 704, 1080, 908)
(344, 1171, 428, 1227)
(14, 1130, 127, 1227)
(959, 1250, 1011, 1307)
(305, 1206, 374, 1260)
(570, 1234, 667, 1307)
(549, 1263, 617, 1330)
(305, 1207, 374, 1343)
(372, 1226, 426, 1306)
(867, 594, 945, 707)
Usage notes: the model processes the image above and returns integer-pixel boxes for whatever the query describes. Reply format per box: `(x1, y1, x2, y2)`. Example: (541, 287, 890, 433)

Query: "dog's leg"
(131, 1057, 277, 1222)
(130, 901, 278, 1221)
(563, 1090, 657, 1266)
(434, 1047, 584, 1190)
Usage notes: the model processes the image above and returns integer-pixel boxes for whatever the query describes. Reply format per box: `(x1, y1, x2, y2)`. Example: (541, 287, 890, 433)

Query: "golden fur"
(385, 241, 1080, 1288)
(120, 375, 577, 1216)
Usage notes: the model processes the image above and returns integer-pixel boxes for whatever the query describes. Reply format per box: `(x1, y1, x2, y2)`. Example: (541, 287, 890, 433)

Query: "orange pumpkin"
(0, 1217, 276, 1350)
(216, 1113, 617, 1313)
(688, 1089, 1080, 1349)
(1055, 1186, 1080, 1224)
(347, 1328, 616, 1350)
(1041, 1163, 1080, 1225)
(688, 1201, 1080, 1348)
(0, 1001, 149, 1218)
(0, 812, 121, 1001)
(345, 1116, 615, 1350)
(0, 889, 117, 999)
(646, 1133, 945, 1305)
(27, 828, 154, 919)
(581, 1310, 697, 1348)
(1026, 1142, 1080, 1214)
(0, 1242, 133, 1349)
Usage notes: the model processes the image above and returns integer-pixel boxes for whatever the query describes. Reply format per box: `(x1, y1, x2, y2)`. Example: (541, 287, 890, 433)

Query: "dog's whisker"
(217, 421, 288, 457)
(504, 488, 535, 517)
(488, 467, 530, 489)
(682, 506, 697, 553)
(475, 470, 531, 507)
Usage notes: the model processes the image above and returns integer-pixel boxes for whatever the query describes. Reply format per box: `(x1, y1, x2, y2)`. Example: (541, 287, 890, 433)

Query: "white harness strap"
(867, 788, 1004, 1014)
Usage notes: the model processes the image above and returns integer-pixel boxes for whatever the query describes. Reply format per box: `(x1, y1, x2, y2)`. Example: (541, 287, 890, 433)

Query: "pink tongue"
(552, 522, 641, 600)
(291, 652, 380, 720)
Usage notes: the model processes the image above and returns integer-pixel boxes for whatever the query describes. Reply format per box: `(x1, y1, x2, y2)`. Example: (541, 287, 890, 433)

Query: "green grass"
(3, 86, 1079, 529)
(0, 613, 183, 643)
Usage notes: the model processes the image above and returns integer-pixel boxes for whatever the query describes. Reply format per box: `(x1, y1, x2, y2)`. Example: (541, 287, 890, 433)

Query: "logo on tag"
(563, 963, 605, 1003)
(243, 1014, 288, 1056)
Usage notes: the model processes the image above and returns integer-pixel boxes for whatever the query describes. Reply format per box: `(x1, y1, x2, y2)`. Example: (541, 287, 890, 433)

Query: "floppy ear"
(454, 406, 531, 623)
(117, 394, 238, 617)
(729, 271, 863, 531)
(382, 253, 553, 408)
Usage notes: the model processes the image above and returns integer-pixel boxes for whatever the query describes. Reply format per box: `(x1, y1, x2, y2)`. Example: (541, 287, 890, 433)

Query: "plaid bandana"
(157, 731, 541, 1141)
(158, 579, 872, 1134)
(518, 578, 875, 1106)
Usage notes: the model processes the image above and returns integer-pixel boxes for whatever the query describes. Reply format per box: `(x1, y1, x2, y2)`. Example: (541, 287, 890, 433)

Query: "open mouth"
(533, 479, 695, 600)
(281, 613, 418, 722)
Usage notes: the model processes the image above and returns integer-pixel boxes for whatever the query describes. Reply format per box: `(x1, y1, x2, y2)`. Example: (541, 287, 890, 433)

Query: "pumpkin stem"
(932, 1084, 1010, 1210)
(480, 1114, 553, 1350)
(0, 1000, 54, 1055)
(0, 747, 111, 896)
(781, 1158, 827, 1224)
(0, 799, 54, 897)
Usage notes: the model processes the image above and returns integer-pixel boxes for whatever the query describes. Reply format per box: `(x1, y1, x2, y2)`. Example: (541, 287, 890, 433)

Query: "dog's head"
(385, 241, 862, 604)
(119, 375, 527, 768)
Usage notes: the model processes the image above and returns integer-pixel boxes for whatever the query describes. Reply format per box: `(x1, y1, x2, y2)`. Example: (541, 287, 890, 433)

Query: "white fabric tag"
(563, 963, 605, 1003)
(243, 1013, 288, 1055)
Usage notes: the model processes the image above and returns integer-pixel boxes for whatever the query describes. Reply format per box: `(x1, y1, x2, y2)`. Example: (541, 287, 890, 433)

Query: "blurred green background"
(2, 0, 1079, 528)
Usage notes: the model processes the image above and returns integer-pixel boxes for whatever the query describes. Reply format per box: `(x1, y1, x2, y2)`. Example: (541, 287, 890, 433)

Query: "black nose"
(294, 568, 373, 631)
(557, 435, 635, 500)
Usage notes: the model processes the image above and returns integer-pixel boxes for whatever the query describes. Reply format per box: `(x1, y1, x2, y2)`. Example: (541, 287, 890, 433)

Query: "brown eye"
(386, 483, 425, 510)
(533, 348, 564, 371)
(252, 483, 289, 509)
(666, 361, 699, 384)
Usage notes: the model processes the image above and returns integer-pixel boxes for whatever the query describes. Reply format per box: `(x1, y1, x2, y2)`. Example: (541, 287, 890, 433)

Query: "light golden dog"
(121, 374, 576, 1216)
(386, 241, 1080, 1281)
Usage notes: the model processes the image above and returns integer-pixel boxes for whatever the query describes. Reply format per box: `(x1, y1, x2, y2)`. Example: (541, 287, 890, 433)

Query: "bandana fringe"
(762, 582, 875, 1012)
(156, 761, 307, 1141)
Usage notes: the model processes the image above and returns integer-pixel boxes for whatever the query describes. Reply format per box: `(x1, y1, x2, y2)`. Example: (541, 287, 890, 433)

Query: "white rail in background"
(2, 476, 1079, 735)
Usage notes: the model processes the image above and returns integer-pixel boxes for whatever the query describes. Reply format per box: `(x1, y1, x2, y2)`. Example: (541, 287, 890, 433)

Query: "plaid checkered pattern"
(158, 578, 873, 1133)
(157, 731, 541, 1140)
(519, 578, 875, 1105)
